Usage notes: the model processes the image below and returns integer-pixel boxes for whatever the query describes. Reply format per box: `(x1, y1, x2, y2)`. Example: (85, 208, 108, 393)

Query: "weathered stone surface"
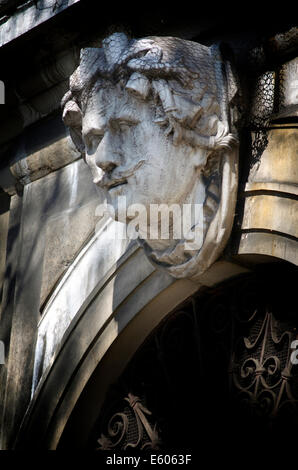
(0, 81, 70, 148)
(280, 58, 298, 104)
(0, 114, 82, 195)
(242, 196, 298, 238)
(10, 135, 80, 186)
(0, 193, 22, 450)
(33, 232, 134, 393)
(239, 125, 298, 265)
(0, 191, 9, 311)
(39, 200, 99, 308)
(18, 253, 249, 448)
(0, 157, 99, 448)
(248, 127, 298, 185)
(0, 12, 297, 452)
(0, 0, 80, 47)
(35, 158, 100, 306)
(239, 232, 298, 265)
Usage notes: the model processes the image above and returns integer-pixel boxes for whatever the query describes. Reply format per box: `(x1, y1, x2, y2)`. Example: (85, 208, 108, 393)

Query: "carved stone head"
(62, 32, 241, 280)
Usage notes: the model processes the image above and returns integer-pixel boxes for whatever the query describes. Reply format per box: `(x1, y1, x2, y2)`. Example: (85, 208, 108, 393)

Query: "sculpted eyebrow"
(112, 115, 140, 125)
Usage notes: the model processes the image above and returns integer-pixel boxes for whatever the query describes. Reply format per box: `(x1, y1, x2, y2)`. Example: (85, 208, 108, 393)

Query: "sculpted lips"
(96, 159, 145, 190)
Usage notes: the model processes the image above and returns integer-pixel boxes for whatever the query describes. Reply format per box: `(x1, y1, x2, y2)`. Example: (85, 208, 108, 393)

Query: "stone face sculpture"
(62, 32, 241, 280)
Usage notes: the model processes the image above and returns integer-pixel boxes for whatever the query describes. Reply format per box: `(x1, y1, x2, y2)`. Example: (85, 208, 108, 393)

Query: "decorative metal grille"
(90, 265, 298, 450)
(96, 393, 161, 451)
(249, 71, 276, 166)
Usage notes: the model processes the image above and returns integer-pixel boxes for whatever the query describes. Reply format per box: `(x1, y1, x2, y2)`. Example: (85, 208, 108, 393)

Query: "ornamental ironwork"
(96, 393, 161, 451)
(90, 264, 298, 450)
(231, 310, 298, 420)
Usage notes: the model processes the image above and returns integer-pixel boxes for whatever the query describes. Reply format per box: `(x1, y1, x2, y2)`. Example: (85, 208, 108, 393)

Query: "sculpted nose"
(84, 127, 121, 173)
(83, 126, 103, 153)
(95, 152, 118, 173)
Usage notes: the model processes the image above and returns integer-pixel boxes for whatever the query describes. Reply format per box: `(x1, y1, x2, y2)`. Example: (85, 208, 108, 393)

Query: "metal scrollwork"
(91, 266, 298, 449)
(97, 393, 161, 451)
(231, 310, 298, 419)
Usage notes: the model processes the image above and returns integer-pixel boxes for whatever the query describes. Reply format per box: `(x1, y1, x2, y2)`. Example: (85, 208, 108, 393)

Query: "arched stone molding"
(15, 234, 249, 448)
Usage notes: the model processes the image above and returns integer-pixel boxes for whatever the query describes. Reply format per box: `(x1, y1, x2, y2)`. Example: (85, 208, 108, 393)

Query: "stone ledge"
(242, 194, 298, 239)
(238, 231, 298, 265)
(10, 135, 81, 186)
(0, 0, 80, 47)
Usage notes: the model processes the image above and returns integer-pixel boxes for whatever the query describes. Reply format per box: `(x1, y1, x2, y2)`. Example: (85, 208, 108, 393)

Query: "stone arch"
(14, 232, 249, 449)
(60, 262, 298, 451)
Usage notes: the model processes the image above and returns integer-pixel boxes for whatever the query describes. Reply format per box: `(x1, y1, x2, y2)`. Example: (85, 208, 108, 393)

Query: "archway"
(58, 262, 298, 451)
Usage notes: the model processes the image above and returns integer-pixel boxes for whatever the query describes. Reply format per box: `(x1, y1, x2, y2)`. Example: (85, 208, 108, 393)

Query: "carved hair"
(62, 32, 241, 158)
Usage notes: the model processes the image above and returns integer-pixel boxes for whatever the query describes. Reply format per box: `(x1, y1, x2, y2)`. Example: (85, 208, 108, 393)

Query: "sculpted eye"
(84, 131, 104, 153)
(118, 122, 131, 131)
(116, 118, 140, 131)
